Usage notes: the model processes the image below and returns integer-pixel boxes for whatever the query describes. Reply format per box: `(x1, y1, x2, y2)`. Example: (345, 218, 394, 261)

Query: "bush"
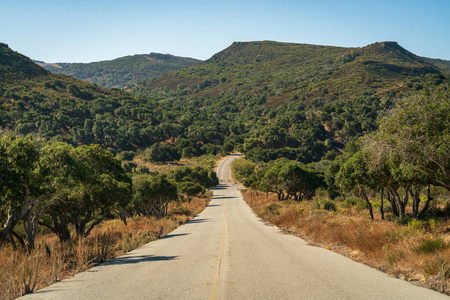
(339, 196, 359, 208)
(412, 237, 448, 254)
(312, 200, 321, 210)
(355, 200, 370, 212)
(334, 196, 345, 202)
(346, 197, 359, 205)
(266, 203, 282, 215)
(231, 158, 256, 181)
(146, 143, 181, 163)
(323, 199, 336, 211)
(383, 204, 393, 213)
(123, 162, 137, 173)
(407, 219, 423, 231)
(372, 201, 381, 208)
(313, 198, 336, 211)
(395, 215, 412, 225)
(135, 165, 150, 175)
(118, 151, 136, 161)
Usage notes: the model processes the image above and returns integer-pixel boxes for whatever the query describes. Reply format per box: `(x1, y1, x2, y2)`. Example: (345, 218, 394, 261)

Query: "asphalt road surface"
(23, 154, 448, 299)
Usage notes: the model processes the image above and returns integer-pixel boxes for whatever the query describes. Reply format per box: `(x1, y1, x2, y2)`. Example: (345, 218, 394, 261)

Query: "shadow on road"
(101, 255, 178, 266)
(213, 184, 229, 190)
(160, 233, 189, 240)
(185, 218, 210, 224)
(213, 196, 235, 200)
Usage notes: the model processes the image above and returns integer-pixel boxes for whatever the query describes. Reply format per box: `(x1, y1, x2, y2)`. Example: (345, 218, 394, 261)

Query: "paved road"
(23, 154, 448, 299)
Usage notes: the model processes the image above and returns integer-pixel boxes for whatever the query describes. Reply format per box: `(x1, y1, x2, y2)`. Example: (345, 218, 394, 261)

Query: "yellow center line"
(211, 196, 229, 300)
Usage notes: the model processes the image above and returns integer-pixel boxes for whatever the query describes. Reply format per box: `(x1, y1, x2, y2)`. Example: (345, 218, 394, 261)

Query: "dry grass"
(242, 190, 450, 295)
(0, 194, 210, 300)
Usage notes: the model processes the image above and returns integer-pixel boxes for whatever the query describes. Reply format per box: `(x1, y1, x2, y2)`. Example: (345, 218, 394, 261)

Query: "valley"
(0, 39, 449, 298)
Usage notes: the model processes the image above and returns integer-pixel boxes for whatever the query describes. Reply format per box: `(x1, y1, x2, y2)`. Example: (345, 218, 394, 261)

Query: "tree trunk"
(380, 188, 384, 220)
(388, 185, 406, 217)
(387, 186, 399, 217)
(8, 230, 25, 250)
(400, 188, 409, 217)
(276, 191, 282, 200)
(74, 210, 92, 239)
(418, 185, 433, 219)
(0, 186, 32, 247)
(85, 219, 103, 238)
(361, 189, 374, 220)
(40, 213, 72, 242)
(24, 206, 41, 250)
(409, 186, 422, 218)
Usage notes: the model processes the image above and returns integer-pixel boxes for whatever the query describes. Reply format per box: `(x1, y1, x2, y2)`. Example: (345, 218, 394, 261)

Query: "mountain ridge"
(1, 41, 448, 163)
(0, 43, 50, 82)
(36, 52, 202, 88)
(137, 40, 442, 106)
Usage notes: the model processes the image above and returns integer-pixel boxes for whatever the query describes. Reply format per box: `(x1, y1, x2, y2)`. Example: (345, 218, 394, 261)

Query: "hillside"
(0, 43, 50, 82)
(35, 53, 201, 88)
(138, 41, 440, 106)
(1, 42, 448, 165)
(0, 43, 147, 152)
(423, 57, 450, 76)
(0, 44, 242, 157)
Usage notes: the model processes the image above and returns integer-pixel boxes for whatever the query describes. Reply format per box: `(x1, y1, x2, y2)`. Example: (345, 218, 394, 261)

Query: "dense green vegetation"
(423, 57, 450, 76)
(330, 86, 450, 220)
(137, 41, 440, 105)
(234, 158, 325, 201)
(0, 43, 49, 83)
(1, 40, 449, 296)
(0, 133, 217, 250)
(35, 53, 201, 88)
(1, 42, 449, 164)
(238, 84, 450, 221)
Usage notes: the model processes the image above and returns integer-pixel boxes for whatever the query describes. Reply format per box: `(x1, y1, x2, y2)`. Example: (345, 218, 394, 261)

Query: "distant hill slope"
(0, 43, 50, 82)
(0, 43, 144, 151)
(1, 42, 448, 165)
(36, 53, 202, 88)
(422, 57, 450, 76)
(137, 41, 441, 106)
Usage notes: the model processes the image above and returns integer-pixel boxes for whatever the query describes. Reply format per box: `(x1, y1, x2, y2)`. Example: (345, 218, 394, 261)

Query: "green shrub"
(266, 203, 282, 215)
(323, 199, 336, 211)
(395, 215, 412, 225)
(118, 151, 136, 161)
(355, 199, 370, 211)
(407, 219, 423, 231)
(346, 197, 359, 205)
(334, 196, 345, 202)
(372, 201, 381, 208)
(313, 198, 336, 211)
(312, 200, 321, 210)
(339, 198, 356, 208)
(412, 237, 448, 254)
(383, 204, 393, 213)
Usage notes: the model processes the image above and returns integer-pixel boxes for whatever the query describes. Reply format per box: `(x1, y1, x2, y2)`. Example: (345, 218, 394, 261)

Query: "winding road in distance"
(23, 154, 448, 299)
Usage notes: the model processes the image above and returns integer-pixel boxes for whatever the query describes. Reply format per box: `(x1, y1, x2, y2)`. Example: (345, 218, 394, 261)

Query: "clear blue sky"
(1, 0, 449, 63)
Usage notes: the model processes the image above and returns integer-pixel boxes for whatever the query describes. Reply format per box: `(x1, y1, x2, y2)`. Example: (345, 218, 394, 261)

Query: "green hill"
(422, 57, 450, 76)
(0, 43, 50, 82)
(138, 41, 440, 106)
(0, 43, 143, 152)
(0, 44, 238, 158)
(36, 53, 202, 88)
(1, 42, 448, 164)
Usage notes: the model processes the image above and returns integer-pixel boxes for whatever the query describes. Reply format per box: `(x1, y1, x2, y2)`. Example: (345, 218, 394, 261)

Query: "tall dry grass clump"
(242, 189, 450, 295)
(0, 195, 210, 300)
